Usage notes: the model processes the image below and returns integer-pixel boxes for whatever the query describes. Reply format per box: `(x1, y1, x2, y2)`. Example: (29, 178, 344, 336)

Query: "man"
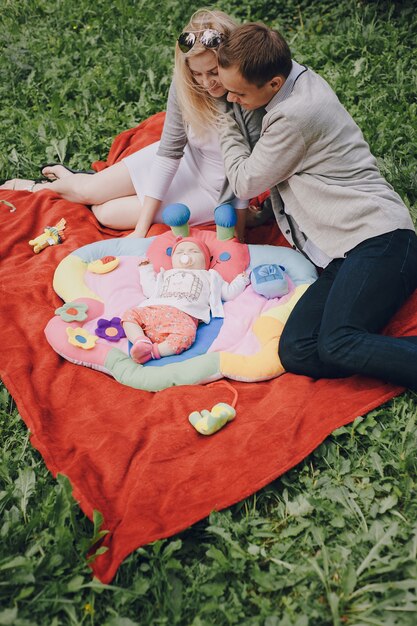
(217, 23, 417, 389)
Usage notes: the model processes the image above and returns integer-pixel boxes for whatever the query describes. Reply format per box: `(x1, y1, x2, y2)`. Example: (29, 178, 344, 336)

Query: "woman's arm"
(234, 103, 265, 150)
(156, 81, 188, 159)
(131, 81, 188, 237)
(131, 196, 163, 238)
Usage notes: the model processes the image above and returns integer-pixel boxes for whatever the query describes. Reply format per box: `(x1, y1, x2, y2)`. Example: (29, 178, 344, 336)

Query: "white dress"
(123, 127, 232, 225)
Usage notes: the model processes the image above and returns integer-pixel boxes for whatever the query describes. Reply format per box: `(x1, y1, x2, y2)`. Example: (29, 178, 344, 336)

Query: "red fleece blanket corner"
(0, 114, 412, 583)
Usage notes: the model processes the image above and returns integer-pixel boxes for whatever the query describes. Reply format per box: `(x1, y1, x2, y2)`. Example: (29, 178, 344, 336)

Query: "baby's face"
(172, 242, 206, 270)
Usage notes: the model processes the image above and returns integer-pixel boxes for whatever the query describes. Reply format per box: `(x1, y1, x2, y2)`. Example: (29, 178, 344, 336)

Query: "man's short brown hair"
(218, 23, 292, 87)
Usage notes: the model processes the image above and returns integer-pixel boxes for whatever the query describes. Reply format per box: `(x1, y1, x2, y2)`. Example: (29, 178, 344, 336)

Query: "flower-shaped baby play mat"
(45, 225, 317, 391)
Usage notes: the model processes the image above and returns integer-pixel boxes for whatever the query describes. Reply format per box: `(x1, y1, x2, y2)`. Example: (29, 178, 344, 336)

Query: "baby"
(122, 237, 249, 364)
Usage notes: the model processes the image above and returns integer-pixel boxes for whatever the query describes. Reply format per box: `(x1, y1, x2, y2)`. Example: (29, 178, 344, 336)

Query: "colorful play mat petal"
(44, 227, 318, 390)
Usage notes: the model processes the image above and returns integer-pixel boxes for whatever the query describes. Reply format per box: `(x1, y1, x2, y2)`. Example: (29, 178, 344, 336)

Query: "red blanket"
(0, 113, 413, 583)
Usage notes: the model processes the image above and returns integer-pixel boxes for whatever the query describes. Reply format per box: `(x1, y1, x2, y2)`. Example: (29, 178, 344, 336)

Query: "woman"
(1, 9, 264, 240)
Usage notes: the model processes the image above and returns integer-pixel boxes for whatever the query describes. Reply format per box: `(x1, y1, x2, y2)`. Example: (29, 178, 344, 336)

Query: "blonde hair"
(174, 8, 238, 137)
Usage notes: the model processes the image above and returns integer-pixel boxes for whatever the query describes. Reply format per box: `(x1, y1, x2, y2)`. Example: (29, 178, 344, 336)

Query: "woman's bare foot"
(0, 178, 35, 191)
(0, 178, 52, 192)
(41, 164, 75, 181)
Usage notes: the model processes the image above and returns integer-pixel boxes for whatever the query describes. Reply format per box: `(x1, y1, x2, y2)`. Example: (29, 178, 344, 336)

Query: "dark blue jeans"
(279, 229, 417, 390)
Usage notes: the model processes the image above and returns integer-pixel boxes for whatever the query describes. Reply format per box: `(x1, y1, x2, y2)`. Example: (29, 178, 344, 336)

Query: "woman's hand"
(125, 226, 149, 239)
(125, 196, 162, 239)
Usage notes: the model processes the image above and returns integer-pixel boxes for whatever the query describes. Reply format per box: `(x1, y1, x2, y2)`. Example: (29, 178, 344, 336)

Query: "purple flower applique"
(95, 317, 126, 342)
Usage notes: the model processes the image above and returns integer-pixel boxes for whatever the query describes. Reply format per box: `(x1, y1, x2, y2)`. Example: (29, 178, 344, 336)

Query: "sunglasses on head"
(177, 29, 224, 53)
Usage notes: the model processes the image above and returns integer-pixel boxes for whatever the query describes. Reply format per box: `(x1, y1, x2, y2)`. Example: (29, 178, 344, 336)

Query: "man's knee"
(279, 327, 314, 372)
(317, 329, 357, 370)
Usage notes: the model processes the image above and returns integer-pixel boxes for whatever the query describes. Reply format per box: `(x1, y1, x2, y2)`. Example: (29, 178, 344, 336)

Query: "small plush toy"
(189, 402, 236, 435)
(162, 203, 191, 237)
(214, 203, 237, 241)
(87, 256, 120, 274)
(162, 201, 237, 241)
(29, 218, 66, 253)
(251, 263, 289, 298)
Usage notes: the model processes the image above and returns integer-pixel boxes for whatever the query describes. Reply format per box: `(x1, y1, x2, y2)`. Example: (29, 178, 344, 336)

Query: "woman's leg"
(1, 162, 136, 206)
(91, 195, 142, 229)
(41, 164, 91, 180)
(49, 161, 136, 204)
(280, 229, 417, 389)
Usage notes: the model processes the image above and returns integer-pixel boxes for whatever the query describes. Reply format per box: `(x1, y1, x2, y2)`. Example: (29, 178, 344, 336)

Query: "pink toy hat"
(171, 237, 211, 269)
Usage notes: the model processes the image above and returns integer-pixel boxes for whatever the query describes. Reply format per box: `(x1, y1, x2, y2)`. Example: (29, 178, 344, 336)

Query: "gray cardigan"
(157, 80, 265, 207)
(218, 63, 414, 261)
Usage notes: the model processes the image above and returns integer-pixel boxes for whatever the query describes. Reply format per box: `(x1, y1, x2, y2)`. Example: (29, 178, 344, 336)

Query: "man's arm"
(234, 104, 265, 149)
(218, 108, 306, 199)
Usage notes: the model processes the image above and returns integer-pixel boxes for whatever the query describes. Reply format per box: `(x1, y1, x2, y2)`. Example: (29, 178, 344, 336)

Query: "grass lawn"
(1, 1, 417, 624)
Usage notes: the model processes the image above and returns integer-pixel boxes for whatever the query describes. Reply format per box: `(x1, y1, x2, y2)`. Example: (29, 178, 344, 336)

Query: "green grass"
(1, 0, 417, 624)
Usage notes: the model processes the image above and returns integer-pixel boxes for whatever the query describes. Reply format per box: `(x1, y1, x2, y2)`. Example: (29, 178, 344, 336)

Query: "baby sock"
(151, 343, 161, 359)
(130, 339, 161, 364)
(130, 338, 153, 364)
